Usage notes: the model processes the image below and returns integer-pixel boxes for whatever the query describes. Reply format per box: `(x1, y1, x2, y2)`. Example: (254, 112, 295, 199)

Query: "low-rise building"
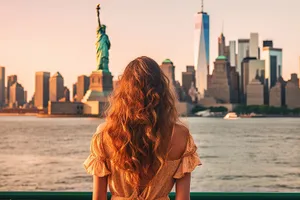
(285, 81, 300, 109)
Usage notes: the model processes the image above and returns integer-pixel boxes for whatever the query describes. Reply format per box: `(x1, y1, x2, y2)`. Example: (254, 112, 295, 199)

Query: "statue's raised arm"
(95, 4, 111, 72)
(96, 4, 101, 28)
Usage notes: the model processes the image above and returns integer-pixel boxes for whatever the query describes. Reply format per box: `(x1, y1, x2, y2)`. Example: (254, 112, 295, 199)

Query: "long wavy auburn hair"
(102, 56, 178, 188)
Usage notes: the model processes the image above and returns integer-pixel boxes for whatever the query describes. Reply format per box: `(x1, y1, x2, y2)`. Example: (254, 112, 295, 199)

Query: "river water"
(0, 116, 299, 192)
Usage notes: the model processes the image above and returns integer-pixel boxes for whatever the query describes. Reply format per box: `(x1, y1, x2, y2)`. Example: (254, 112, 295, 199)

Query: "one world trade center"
(194, 0, 210, 100)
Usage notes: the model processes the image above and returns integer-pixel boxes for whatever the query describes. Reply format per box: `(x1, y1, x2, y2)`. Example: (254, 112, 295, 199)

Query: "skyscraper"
(248, 60, 265, 84)
(194, 0, 209, 99)
(6, 75, 17, 105)
(262, 47, 282, 89)
(237, 39, 250, 74)
(290, 73, 299, 88)
(241, 57, 256, 102)
(9, 82, 25, 108)
(286, 80, 300, 109)
(0, 67, 5, 106)
(76, 75, 90, 102)
(72, 83, 77, 101)
(49, 72, 64, 102)
(218, 33, 225, 56)
(160, 59, 176, 87)
(35, 72, 50, 109)
(229, 41, 236, 67)
(249, 33, 259, 59)
(63, 86, 70, 102)
(299, 56, 300, 87)
(24, 90, 27, 103)
(182, 65, 196, 101)
(206, 56, 232, 103)
(237, 39, 249, 92)
(263, 40, 273, 48)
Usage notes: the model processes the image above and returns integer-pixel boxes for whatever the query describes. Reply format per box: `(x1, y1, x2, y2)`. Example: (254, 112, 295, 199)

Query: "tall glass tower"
(194, 0, 210, 99)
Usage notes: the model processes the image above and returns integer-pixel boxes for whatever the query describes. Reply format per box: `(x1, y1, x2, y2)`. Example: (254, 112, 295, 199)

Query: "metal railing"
(0, 192, 300, 200)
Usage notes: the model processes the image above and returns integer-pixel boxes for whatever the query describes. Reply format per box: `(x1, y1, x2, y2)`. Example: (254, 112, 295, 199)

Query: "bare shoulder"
(96, 122, 106, 133)
(173, 123, 190, 142)
(95, 122, 114, 157)
(168, 123, 191, 160)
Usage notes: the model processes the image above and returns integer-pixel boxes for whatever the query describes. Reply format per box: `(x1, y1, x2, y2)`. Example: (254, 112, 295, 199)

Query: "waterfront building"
(49, 72, 64, 102)
(24, 90, 27, 103)
(182, 65, 196, 102)
(34, 71, 50, 109)
(175, 81, 186, 102)
(188, 82, 198, 103)
(269, 78, 286, 107)
(229, 41, 236, 67)
(72, 83, 77, 101)
(206, 56, 232, 103)
(9, 82, 25, 108)
(6, 75, 17, 105)
(262, 47, 282, 89)
(76, 75, 90, 102)
(61, 86, 70, 102)
(249, 33, 259, 59)
(194, 0, 210, 99)
(285, 80, 300, 109)
(160, 59, 176, 88)
(160, 59, 185, 101)
(0, 66, 5, 106)
(48, 101, 84, 115)
(4, 87, 7, 105)
(247, 79, 264, 106)
(290, 73, 299, 88)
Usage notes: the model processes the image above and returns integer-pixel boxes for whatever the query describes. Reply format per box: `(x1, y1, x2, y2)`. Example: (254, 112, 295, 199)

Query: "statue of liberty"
(96, 4, 111, 72)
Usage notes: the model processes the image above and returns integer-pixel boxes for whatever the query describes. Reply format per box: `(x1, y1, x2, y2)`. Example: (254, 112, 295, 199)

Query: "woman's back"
(84, 122, 201, 200)
(83, 56, 201, 200)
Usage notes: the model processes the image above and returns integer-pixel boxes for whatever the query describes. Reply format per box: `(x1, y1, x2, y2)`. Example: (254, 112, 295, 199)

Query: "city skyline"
(0, 0, 300, 98)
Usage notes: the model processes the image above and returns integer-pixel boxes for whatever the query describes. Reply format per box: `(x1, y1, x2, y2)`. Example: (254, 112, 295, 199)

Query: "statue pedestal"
(82, 70, 113, 102)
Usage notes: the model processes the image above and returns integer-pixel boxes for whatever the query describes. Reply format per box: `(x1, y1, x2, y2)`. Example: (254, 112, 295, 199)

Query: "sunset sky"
(0, 0, 300, 98)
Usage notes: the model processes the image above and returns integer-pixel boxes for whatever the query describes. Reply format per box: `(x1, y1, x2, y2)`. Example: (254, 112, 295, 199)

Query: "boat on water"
(194, 110, 211, 117)
(240, 112, 266, 118)
(223, 112, 240, 120)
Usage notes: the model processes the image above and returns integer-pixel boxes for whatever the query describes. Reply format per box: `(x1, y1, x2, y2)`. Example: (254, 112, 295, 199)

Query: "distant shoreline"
(0, 113, 299, 118)
(36, 113, 101, 118)
(0, 113, 37, 116)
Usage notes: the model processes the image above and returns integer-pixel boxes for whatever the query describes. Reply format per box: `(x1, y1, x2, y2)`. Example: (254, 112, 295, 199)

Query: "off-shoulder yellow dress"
(83, 125, 201, 200)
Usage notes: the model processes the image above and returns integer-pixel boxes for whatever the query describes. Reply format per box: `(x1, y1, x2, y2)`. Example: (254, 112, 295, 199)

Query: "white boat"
(195, 110, 211, 117)
(223, 112, 240, 120)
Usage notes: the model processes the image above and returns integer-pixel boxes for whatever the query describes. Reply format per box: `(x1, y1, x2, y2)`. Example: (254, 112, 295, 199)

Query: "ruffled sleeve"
(173, 133, 202, 179)
(83, 124, 111, 177)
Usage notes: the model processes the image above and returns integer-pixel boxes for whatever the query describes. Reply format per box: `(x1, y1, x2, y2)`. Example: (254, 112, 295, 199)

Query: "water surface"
(0, 116, 299, 192)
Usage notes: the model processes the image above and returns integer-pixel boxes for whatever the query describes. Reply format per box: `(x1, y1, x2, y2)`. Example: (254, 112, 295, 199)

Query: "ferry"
(223, 112, 240, 120)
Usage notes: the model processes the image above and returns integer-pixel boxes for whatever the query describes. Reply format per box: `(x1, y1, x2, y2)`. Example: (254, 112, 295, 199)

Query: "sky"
(0, 0, 300, 99)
